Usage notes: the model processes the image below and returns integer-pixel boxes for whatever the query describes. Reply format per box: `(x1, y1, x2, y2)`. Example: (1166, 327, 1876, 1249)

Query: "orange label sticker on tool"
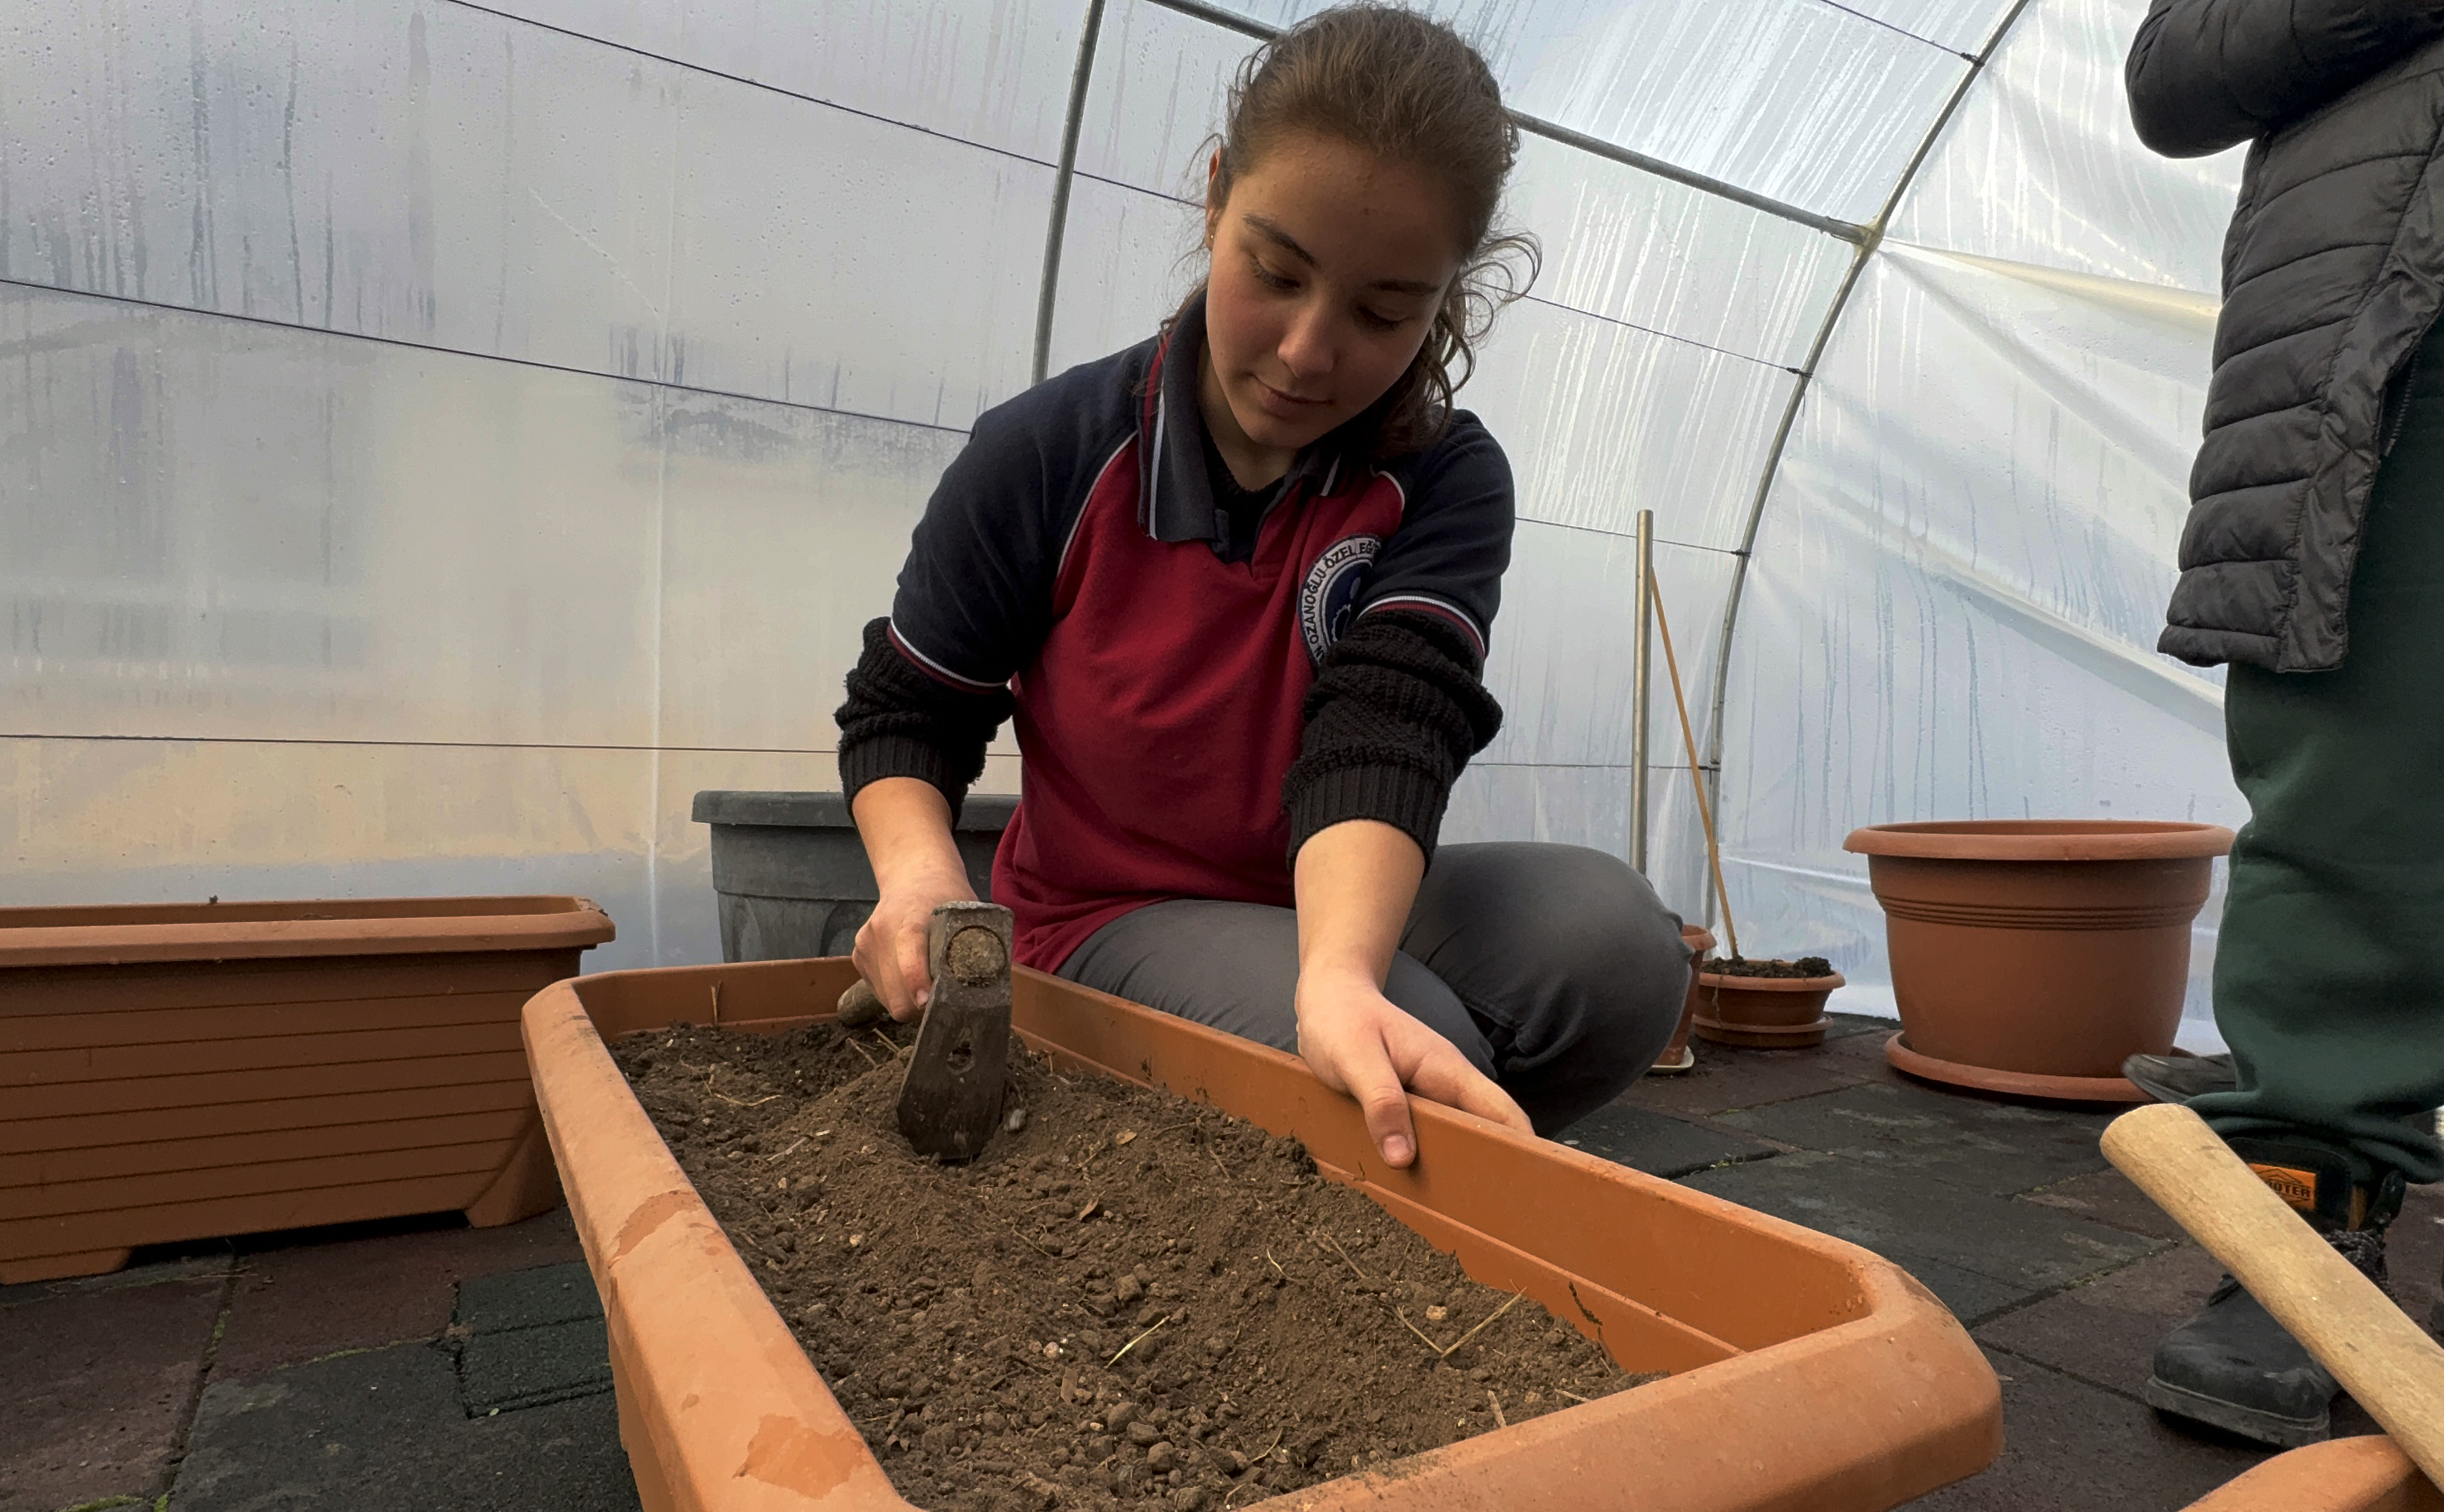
(2249, 1163, 2318, 1212)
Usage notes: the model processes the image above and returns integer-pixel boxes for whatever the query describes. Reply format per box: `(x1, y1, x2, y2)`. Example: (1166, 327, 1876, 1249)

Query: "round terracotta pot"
(1844, 820, 2234, 1099)
(1692, 964, 1843, 1050)
(1651, 926, 1714, 1074)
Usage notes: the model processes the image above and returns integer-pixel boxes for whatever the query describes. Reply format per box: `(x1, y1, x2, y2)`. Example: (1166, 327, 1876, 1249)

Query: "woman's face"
(1201, 136, 1464, 467)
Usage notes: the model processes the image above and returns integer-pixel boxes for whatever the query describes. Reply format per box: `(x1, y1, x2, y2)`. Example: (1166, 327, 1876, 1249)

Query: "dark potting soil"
(1703, 955, 1834, 979)
(613, 1020, 1647, 1512)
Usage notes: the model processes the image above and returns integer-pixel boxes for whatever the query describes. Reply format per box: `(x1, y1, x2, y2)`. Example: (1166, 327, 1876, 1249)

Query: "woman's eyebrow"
(1242, 214, 1442, 297)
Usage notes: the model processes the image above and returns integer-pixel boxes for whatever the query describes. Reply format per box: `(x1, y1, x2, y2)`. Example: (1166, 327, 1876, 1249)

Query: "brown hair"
(1197, 3, 1539, 457)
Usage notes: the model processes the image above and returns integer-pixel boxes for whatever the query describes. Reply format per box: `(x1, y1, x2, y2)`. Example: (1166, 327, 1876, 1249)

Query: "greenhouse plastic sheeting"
(1718, 0, 2245, 1045)
(2, 0, 2251, 1031)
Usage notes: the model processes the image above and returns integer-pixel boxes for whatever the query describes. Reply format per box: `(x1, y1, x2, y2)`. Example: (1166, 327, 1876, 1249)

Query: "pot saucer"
(1883, 1032, 2148, 1103)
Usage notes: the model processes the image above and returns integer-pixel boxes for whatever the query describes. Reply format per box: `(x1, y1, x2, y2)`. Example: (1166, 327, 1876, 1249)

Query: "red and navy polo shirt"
(867, 298, 1513, 970)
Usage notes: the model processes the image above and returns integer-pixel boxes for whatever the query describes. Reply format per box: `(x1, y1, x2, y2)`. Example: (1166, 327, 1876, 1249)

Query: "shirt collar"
(1140, 291, 1355, 550)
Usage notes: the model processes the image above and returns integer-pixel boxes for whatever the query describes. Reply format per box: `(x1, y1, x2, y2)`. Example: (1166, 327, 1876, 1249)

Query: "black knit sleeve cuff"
(833, 617, 1013, 825)
(1285, 759, 1450, 864)
(838, 734, 972, 823)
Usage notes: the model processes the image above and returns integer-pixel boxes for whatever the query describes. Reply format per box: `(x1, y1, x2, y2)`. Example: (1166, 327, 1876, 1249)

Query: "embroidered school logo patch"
(1298, 534, 1382, 663)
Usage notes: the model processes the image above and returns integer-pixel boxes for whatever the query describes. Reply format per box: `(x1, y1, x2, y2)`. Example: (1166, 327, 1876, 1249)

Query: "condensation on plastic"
(0, 270, 1025, 965)
(1506, 136, 1853, 371)
(1466, 300, 1799, 546)
(0, 735, 666, 969)
(1204, 0, 1970, 223)
(1059, 0, 1843, 554)
(1482, 531, 1737, 770)
(0, 0, 1051, 431)
(0, 733, 1019, 972)
(1451, 529, 1732, 930)
(1042, 175, 1206, 378)
(1073, 2, 1854, 368)
(476, 0, 1090, 163)
(0, 280, 987, 753)
(1886, 0, 2245, 292)
(1071, 0, 1244, 199)
(1836, 0, 2020, 54)
(1, 283, 662, 749)
(664, 81, 1052, 426)
(1444, 758, 1718, 933)
(4, 0, 2261, 1004)
(1714, 0, 2249, 1046)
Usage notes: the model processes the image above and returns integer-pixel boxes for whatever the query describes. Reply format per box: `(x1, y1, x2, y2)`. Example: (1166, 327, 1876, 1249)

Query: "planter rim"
(691, 789, 1019, 830)
(526, 959, 2001, 1511)
(1697, 969, 1845, 993)
(1843, 820, 2234, 863)
(2176, 1435, 2427, 1511)
(0, 895, 614, 969)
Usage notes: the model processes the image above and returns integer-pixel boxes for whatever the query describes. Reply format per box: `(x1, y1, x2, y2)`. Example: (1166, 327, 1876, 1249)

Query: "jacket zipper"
(2385, 334, 2432, 456)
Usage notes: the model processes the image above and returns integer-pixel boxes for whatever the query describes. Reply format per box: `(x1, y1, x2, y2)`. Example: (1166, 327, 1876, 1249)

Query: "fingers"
(1298, 996, 1535, 1166)
(1294, 1014, 1421, 1170)
(836, 978, 889, 1029)
(885, 922, 933, 1023)
(1406, 1046, 1532, 1136)
(851, 910, 935, 1024)
(1341, 1043, 1421, 1170)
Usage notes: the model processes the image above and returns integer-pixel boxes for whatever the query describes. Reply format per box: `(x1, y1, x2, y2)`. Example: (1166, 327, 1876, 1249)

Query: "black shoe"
(2122, 1051, 2236, 1104)
(2146, 1145, 2401, 1447)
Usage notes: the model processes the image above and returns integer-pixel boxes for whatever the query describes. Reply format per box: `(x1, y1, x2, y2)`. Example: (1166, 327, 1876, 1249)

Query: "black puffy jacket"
(2129, 0, 2444, 671)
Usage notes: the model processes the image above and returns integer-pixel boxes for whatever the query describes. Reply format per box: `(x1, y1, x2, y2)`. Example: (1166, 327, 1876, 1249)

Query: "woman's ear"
(1203, 150, 1224, 250)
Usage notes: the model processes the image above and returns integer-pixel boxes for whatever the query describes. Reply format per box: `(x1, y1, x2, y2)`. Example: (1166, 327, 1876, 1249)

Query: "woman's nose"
(1277, 303, 1335, 380)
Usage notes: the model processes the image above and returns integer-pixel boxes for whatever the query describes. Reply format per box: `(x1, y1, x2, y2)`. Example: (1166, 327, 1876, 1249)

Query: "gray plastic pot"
(691, 791, 1016, 963)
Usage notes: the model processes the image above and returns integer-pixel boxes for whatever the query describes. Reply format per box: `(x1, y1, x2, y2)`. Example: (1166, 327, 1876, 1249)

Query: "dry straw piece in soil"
(616, 1021, 1651, 1512)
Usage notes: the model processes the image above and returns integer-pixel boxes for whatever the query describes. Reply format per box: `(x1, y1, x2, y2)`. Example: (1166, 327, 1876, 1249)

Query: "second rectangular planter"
(526, 955, 2002, 1511)
(2, 895, 614, 1283)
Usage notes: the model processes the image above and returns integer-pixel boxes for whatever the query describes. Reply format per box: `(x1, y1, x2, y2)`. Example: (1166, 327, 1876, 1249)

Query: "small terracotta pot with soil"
(1843, 821, 2235, 1103)
(1693, 956, 1843, 1050)
(1649, 926, 1714, 1074)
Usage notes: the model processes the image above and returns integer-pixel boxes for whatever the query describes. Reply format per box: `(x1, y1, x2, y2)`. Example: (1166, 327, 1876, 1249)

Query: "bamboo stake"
(1649, 561, 1742, 960)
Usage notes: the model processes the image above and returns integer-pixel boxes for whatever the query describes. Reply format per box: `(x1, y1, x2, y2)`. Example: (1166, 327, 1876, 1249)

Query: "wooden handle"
(2103, 1103, 2444, 1483)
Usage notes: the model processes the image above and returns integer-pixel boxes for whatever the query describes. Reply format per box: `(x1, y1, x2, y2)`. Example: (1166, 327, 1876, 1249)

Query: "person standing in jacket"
(836, 4, 1690, 1173)
(2125, 0, 2444, 1448)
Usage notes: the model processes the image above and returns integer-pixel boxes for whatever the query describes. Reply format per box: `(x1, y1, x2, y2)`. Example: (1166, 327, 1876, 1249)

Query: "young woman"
(836, 3, 1688, 1170)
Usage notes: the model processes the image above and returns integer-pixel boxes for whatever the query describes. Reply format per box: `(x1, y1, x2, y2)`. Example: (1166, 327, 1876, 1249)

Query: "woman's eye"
(1250, 260, 1295, 291)
(1357, 307, 1402, 332)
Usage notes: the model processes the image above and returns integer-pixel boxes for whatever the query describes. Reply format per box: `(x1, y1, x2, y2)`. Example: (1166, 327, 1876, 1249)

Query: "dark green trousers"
(2190, 362, 2444, 1186)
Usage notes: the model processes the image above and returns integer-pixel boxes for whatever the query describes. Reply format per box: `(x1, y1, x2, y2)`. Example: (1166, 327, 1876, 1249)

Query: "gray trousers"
(1056, 842, 1689, 1135)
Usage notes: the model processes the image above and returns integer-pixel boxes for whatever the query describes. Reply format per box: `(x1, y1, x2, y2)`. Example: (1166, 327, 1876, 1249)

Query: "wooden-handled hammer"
(2102, 1102, 2444, 1485)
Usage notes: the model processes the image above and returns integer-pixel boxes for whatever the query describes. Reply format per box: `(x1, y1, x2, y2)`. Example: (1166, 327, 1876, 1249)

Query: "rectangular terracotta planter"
(2179, 1438, 2439, 1512)
(526, 956, 2001, 1512)
(2, 895, 614, 1283)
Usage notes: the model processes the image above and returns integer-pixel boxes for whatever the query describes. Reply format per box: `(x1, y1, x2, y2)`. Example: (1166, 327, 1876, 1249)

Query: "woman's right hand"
(853, 862, 979, 1022)
(848, 778, 981, 1022)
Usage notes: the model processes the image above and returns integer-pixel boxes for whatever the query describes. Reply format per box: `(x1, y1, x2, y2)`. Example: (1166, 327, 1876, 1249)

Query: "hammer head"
(894, 901, 1014, 1162)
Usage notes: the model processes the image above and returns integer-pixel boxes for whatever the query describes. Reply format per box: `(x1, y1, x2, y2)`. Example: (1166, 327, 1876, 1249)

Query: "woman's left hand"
(1295, 964, 1531, 1169)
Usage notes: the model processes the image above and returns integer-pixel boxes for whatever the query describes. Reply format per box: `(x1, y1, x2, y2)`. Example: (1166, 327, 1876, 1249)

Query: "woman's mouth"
(1252, 376, 1328, 419)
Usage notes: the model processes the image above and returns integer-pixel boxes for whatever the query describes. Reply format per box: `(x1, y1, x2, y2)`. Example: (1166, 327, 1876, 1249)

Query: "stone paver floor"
(12, 1012, 2422, 1510)
(1603, 1016, 2432, 1510)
